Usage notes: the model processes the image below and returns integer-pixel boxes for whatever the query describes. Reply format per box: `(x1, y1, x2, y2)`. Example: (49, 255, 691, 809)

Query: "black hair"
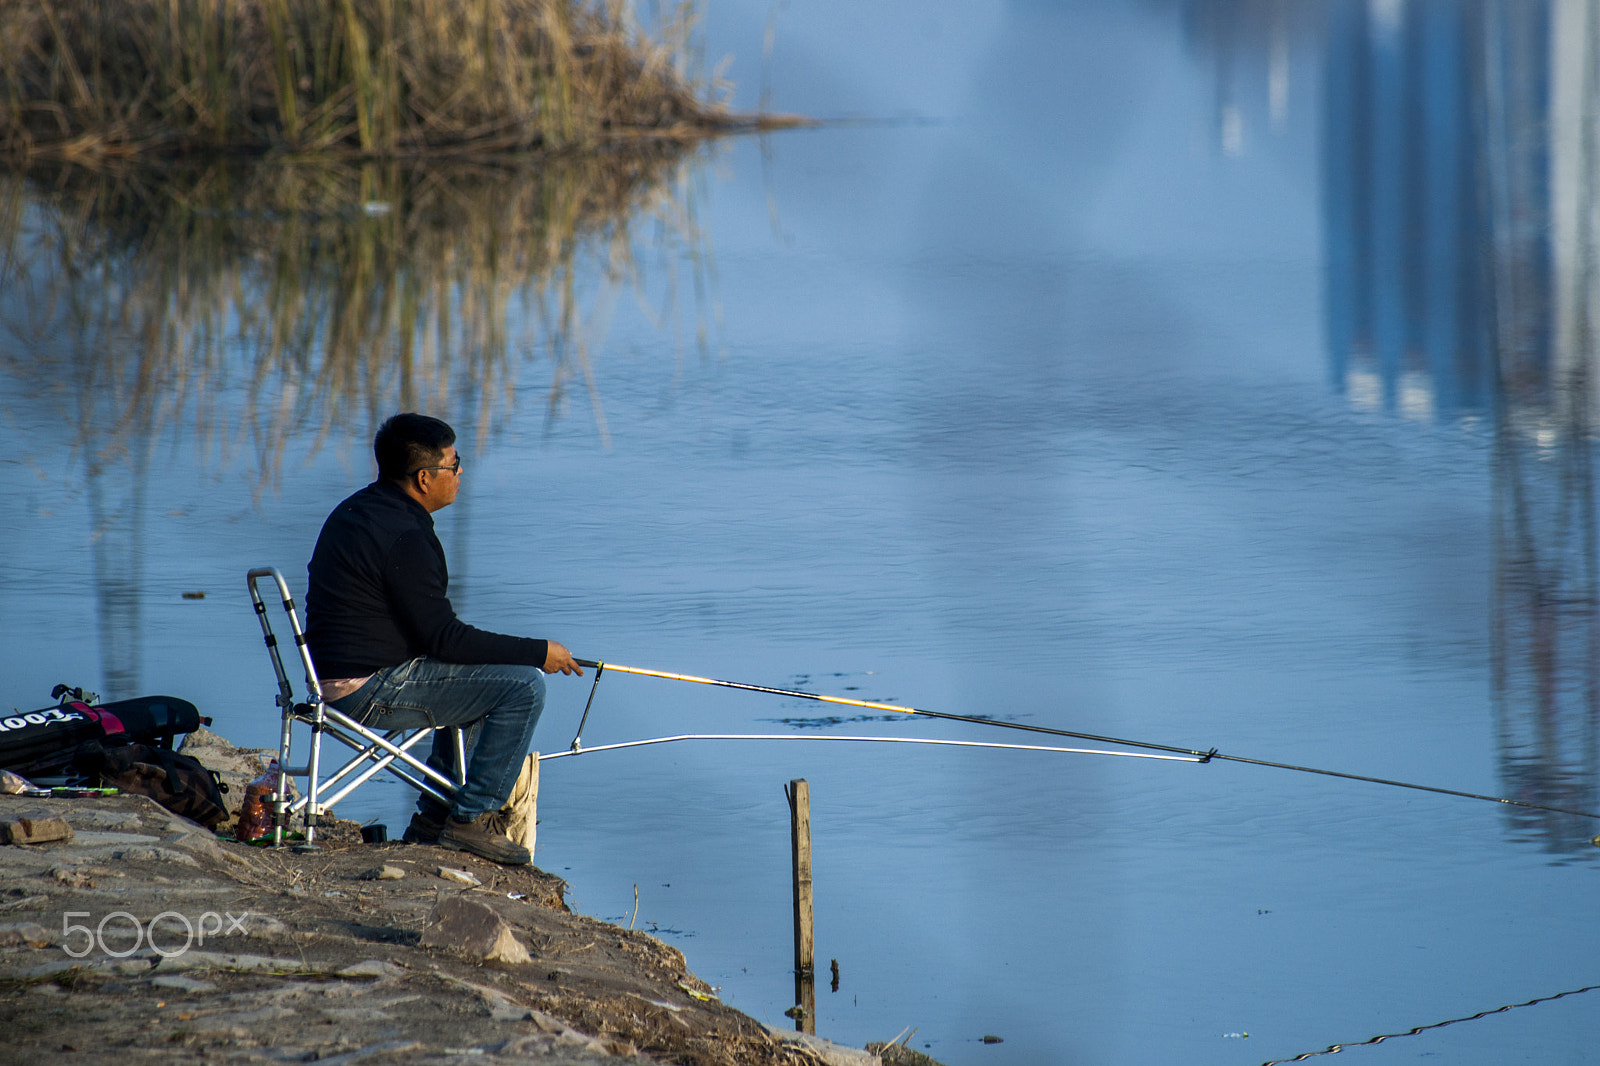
(374, 413, 456, 482)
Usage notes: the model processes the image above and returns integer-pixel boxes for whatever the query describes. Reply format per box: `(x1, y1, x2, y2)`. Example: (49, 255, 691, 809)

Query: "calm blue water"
(5, 1, 1600, 1063)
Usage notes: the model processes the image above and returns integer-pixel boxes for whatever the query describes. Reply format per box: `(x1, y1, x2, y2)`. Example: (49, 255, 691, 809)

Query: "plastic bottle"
(235, 761, 278, 843)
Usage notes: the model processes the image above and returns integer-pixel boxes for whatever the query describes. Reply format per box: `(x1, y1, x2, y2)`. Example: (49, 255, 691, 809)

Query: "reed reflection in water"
(0, 150, 710, 695)
(1, 151, 711, 466)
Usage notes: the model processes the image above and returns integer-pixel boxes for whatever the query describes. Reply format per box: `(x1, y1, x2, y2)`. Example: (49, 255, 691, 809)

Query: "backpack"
(72, 739, 231, 829)
(0, 687, 209, 776)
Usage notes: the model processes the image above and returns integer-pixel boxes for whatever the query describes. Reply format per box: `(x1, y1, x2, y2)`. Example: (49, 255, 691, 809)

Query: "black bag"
(0, 705, 103, 771)
(0, 688, 208, 775)
(72, 740, 231, 829)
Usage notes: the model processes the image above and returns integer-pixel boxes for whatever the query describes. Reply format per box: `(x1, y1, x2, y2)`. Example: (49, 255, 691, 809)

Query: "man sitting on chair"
(305, 412, 581, 865)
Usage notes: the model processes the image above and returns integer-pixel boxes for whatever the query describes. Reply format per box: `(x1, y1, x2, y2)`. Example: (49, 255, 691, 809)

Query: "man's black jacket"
(305, 480, 547, 679)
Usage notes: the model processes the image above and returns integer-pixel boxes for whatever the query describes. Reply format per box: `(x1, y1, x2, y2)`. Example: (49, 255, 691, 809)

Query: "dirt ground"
(0, 791, 897, 1066)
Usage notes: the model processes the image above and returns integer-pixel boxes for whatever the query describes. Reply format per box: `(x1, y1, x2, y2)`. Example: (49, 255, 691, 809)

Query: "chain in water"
(1259, 982, 1600, 1064)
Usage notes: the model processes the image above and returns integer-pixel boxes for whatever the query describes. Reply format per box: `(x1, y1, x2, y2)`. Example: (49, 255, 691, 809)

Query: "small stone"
(490, 1003, 534, 1021)
(61, 830, 159, 847)
(157, 950, 304, 973)
(0, 894, 49, 912)
(338, 959, 405, 978)
(50, 867, 95, 888)
(64, 810, 143, 830)
(420, 895, 531, 964)
(113, 846, 200, 867)
(360, 865, 406, 881)
(108, 955, 161, 976)
(149, 975, 217, 994)
(436, 866, 481, 886)
(320, 1006, 396, 1023)
(240, 914, 290, 938)
(0, 922, 52, 948)
(187, 1005, 295, 1033)
(1, 811, 73, 845)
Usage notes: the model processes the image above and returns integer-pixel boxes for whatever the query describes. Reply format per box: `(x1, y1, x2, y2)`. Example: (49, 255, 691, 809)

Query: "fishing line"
(570, 659, 1600, 821)
(1258, 981, 1600, 1064)
(540, 733, 1204, 763)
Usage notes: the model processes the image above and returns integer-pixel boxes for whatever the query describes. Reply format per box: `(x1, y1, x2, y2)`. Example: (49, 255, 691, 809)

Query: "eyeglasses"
(410, 455, 462, 477)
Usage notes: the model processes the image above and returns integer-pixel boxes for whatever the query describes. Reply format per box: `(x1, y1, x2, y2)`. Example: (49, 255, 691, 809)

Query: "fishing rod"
(569, 658, 1600, 822)
(540, 733, 1205, 763)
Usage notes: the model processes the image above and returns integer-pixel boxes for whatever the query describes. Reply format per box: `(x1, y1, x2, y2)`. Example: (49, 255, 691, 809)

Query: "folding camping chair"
(246, 567, 463, 846)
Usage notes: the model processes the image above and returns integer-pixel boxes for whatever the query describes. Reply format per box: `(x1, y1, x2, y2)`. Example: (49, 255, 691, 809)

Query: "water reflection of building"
(1187, 0, 1564, 422)
(1318, 0, 1600, 848)
(86, 445, 149, 699)
(1322, 0, 1509, 421)
(1181, 0, 1325, 155)
(1189, 0, 1600, 848)
(1494, 0, 1600, 849)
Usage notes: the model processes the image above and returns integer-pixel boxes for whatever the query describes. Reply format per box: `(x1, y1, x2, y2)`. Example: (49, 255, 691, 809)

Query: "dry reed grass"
(0, 0, 791, 158)
(0, 149, 711, 483)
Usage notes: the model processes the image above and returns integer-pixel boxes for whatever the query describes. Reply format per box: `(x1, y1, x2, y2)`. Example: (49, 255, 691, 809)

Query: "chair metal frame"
(247, 567, 462, 846)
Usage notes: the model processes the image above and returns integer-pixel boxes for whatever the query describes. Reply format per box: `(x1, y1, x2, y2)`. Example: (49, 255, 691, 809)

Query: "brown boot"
(438, 812, 531, 866)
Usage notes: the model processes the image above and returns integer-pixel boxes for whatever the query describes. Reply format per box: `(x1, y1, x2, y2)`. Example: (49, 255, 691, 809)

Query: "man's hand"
(544, 641, 584, 676)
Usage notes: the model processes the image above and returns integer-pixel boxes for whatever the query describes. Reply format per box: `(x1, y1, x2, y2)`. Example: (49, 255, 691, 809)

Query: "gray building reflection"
(1320, 0, 1600, 846)
(1323, 0, 1504, 420)
(1188, 0, 1600, 846)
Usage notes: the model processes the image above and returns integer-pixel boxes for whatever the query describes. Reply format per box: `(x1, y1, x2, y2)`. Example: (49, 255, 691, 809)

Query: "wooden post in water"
(787, 778, 816, 1034)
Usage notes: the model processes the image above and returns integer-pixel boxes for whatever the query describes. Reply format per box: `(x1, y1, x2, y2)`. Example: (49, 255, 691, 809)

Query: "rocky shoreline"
(0, 733, 932, 1066)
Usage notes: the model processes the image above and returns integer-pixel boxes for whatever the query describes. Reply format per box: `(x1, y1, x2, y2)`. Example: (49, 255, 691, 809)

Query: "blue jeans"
(327, 658, 545, 820)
